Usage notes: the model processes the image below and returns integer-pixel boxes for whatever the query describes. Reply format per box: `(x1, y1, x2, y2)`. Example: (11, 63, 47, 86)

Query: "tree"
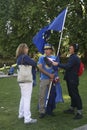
(66, 0, 87, 61)
(0, 0, 87, 63)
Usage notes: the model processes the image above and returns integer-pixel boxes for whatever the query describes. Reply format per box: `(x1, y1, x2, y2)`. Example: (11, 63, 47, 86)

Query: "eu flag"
(32, 8, 68, 53)
(48, 8, 68, 31)
(32, 25, 50, 54)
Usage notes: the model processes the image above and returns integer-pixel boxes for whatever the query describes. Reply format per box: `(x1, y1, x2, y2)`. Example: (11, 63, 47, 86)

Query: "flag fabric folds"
(48, 8, 68, 31)
(32, 8, 68, 53)
(32, 26, 49, 54)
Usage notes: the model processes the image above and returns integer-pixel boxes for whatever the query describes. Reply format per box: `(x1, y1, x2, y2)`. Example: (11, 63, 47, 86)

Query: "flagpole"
(45, 81, 53, 108)
(57, 7, 68, 56)
(45, 8, 68, 108)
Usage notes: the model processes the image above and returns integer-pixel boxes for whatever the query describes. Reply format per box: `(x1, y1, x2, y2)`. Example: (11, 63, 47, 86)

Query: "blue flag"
(48, 8, 68, 31)
(32, 8, 68, 53)
(32, 25, 50, 54)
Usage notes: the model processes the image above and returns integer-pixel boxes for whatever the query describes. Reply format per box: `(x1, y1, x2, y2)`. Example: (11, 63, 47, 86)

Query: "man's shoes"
(39, 113, 45, 118)
(63, 109, 74, 114)
(73, 113, 83, 120)
(24, 118, 37, 124)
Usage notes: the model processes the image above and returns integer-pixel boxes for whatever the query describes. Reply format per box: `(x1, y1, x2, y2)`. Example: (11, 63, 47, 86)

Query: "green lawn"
(0, 70, 87, 130)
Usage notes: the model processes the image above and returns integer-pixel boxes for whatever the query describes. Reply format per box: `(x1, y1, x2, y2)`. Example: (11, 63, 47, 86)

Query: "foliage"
(0, 0, 87, 62)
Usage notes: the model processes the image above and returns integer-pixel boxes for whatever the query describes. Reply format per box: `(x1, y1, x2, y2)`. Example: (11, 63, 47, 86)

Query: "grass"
(0, 70, 87, 130)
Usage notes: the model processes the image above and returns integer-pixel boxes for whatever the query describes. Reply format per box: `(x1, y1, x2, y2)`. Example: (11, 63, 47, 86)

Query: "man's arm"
(37, 64, 54, 79)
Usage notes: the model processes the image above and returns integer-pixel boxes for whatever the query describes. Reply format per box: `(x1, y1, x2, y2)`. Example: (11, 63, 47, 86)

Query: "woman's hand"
(52, 61, 58, 66)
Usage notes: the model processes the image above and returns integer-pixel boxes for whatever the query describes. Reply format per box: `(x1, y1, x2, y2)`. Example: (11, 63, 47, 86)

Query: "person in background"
(8, 65, 14, 75)
(52, 43, 83, 120)
(38, 43, 63, 118)
(16, 43, 37, 124)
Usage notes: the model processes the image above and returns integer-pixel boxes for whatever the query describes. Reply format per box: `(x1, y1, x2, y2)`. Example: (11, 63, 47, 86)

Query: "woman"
(16, 43, 37, 124)
(52, 43, 83, 120)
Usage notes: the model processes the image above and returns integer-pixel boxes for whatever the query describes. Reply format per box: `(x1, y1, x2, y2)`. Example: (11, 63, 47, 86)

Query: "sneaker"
(24, 118, 37, 124)
(63, 109, 74, 114)
(18, 115, 24, 119)
(39, 113, 45, 118)
(73, 113, 83, 120)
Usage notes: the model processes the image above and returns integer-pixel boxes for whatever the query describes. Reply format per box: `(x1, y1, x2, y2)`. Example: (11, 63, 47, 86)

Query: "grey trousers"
(39, 79, 50, 113)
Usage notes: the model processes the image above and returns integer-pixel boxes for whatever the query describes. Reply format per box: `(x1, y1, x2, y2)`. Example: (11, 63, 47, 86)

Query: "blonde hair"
(16, 43, 28, 58)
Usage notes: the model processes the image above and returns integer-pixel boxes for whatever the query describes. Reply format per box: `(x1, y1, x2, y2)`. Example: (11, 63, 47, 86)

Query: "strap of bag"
(21, 55, 25, 65)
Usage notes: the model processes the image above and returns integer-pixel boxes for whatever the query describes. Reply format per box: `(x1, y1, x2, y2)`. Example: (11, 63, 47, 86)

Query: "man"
(52, 43, 83, 119)
(37, 43, 55, 118)
(38, 43, 63, 118)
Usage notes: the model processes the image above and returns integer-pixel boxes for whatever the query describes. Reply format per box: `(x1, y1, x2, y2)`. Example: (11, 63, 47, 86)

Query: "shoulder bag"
(17, 56, 33, 83)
